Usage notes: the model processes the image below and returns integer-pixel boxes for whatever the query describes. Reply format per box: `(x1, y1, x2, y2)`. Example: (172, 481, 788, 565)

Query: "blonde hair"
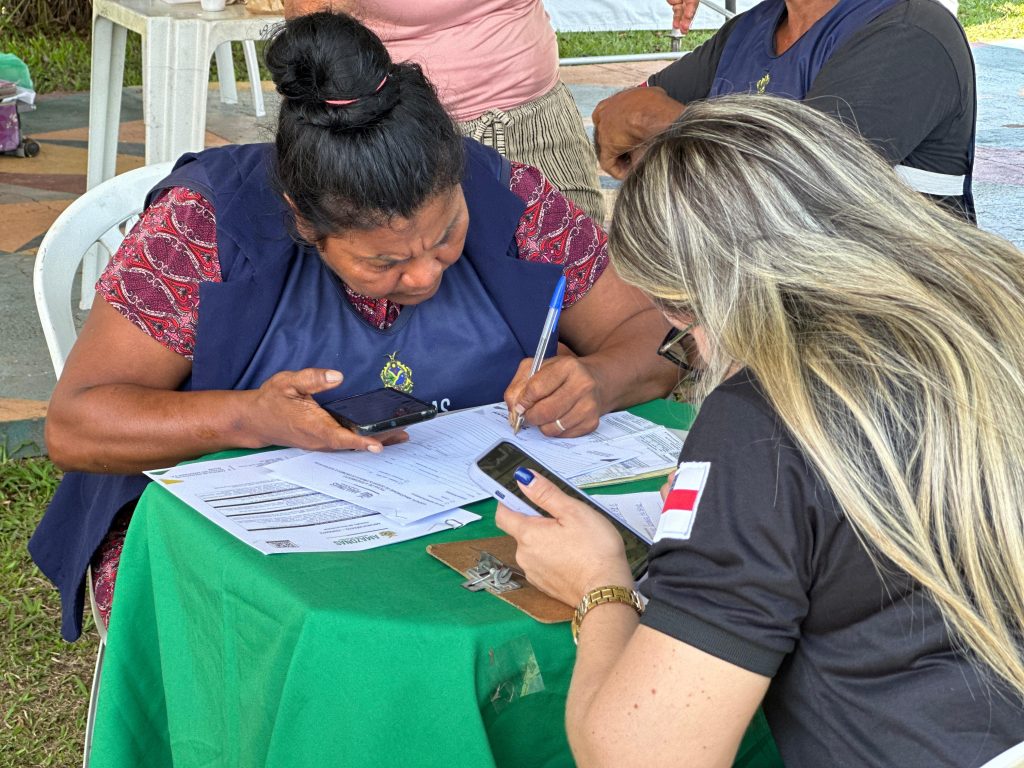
(610, 94, 1024, 697)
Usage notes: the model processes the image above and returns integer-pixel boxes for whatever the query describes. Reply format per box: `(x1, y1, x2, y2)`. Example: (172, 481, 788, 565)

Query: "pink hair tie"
(325, 75, 389, 107)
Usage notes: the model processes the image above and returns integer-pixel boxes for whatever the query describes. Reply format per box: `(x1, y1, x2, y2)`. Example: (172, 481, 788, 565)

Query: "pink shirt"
(362, 0, 559, 121)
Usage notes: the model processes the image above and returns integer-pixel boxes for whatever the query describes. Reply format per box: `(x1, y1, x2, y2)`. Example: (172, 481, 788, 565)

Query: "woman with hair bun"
(497, 95, 1024, 766)
(283, 0, 609, 225)
(31, 12, 677, 643)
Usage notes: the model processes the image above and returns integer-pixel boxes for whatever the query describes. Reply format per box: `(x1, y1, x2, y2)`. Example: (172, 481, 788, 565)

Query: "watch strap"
(571, 585, 645, 645)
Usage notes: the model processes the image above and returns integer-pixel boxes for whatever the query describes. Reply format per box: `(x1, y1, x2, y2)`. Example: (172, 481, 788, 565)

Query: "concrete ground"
(1, 50, 1023, 456)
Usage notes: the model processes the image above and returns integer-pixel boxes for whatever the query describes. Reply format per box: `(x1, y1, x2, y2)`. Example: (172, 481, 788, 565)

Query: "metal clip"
(461, 551, 523, 593)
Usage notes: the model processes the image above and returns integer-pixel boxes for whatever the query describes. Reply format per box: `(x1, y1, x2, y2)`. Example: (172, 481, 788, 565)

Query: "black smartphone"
(321, 388, 437, 436)
(471, 441, 650, 579)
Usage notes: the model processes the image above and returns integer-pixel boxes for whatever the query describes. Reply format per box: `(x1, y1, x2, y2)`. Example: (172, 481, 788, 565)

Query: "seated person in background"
(498, 95, 1024, 766)
(593, 0, 977, 220)
(31, 12, 677, 642)
(283, 0, 607, 224)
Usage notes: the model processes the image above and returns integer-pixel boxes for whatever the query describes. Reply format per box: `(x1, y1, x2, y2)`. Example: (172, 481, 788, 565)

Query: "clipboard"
(427, 535, 574, 624)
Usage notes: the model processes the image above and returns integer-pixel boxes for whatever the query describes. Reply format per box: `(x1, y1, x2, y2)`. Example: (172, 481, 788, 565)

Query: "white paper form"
(597, 491, 666, 544)
(570, 411, 686, 487)
(442, 403, 642, 476)
(144, 449, 479, 554)
(270, 403, 641, 525)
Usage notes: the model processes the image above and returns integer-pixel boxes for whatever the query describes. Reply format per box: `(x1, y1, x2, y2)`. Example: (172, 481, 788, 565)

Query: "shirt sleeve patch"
(655, 461, 711, 542)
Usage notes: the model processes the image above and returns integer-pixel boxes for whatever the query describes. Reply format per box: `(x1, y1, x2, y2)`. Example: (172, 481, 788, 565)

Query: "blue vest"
(31, 139, 563, 640)
(710, 0, 974, 213)
(710, 0, 900, 100)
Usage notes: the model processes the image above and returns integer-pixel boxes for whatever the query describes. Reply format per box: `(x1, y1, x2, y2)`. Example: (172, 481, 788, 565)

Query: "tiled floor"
(1, 50, 1022, 454)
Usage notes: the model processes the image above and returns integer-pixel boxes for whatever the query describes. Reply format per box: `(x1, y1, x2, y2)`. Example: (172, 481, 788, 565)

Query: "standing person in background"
(498, 95, 1024, 766)
(284, 0, 607, 224)
(593, 0, 976, 220)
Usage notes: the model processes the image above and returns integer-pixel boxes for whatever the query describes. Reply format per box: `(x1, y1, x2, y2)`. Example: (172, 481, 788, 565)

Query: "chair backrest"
(33, 161, 175, 378)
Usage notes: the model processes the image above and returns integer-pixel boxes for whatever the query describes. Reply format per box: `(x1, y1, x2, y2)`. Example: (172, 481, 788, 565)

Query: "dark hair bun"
(264, 11, 465, 237)
(265, 12, 399, 131)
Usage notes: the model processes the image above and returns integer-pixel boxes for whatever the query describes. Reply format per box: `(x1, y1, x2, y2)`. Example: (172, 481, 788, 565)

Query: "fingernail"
(367, 444, 383, 454)
(514, 403, 526, 415)
(514, 467, 534, 486)
(325, 370, 343, 383)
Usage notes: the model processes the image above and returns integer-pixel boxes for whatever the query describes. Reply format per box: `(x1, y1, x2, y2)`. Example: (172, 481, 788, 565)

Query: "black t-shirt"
(640, 370, 1024, 766)
(649, 0, 975, 206)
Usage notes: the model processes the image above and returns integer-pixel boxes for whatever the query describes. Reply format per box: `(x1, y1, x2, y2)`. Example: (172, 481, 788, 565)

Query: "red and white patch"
(654, 462, 710, 542)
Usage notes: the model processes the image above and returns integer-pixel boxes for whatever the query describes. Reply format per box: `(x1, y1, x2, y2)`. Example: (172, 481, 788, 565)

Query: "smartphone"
(470, 441, 650, 579)
(321, 388, 437, 436)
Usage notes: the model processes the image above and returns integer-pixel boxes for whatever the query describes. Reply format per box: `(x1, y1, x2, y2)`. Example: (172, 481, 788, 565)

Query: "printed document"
(269, 403, 642, 525)
(144, 449, 479, 554)
(570, 411, 685, 487)
(597, 491, 666, 543)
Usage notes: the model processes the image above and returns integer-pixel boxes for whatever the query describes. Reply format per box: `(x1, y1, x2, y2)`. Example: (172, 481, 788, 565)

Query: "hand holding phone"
(321, 388, 437, 436)
(471, 441, 650, 579)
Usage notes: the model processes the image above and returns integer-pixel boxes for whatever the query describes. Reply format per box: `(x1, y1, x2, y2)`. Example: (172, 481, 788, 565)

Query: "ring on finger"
(554, 418, 566, 433)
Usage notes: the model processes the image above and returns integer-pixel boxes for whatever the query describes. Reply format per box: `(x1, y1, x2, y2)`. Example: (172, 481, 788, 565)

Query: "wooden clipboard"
(427, 535, 574, 624)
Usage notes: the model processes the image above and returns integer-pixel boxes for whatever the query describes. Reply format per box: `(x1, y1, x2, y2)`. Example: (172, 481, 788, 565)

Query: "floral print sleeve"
(509, 161, 609, 308)
(96, 166, 610, 342)
(96, 186, 221, 359)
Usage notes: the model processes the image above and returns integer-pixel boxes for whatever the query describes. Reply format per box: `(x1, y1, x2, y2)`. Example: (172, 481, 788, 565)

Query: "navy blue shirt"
(650, 0, 975, 215)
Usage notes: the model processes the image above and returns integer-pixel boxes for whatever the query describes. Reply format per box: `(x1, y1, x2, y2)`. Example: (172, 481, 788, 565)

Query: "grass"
(6, 3, 1021, 94)
(959, 0, 1024, 40)
(5, 31, 153, 94)
(0, 453, 99, 768)
(556, 28, 714, 57)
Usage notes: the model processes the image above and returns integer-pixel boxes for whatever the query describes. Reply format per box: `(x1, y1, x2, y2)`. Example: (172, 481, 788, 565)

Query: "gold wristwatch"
(571, 585, 645, 645)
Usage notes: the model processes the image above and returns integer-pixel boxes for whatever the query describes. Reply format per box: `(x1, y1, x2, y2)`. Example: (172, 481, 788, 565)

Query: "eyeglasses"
(657, 323, 697, 372)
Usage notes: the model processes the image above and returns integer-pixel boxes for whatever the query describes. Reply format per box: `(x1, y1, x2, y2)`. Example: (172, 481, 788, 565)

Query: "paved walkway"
(1, 51, 1022, 455)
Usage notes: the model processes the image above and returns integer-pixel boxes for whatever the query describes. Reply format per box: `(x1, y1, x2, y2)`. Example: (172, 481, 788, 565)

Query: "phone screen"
(321, 388, 436, 433)
(476, 441, 650, 579)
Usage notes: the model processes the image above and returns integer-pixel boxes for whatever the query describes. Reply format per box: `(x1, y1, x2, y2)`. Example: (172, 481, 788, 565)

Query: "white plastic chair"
(32, 160, 175, 768)
(35, 161, 175, 377)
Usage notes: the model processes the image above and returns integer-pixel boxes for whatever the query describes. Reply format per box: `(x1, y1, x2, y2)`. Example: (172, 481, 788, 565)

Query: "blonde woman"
(497, 95, 1024, 767)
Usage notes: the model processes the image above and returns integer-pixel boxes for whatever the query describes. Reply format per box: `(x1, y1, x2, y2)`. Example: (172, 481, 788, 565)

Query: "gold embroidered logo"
(756, 72, 770, 94)
(380, 351, 414, 393)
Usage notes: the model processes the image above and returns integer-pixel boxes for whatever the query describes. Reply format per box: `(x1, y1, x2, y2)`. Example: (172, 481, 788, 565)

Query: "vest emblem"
(380, 351, 414, 393)
(756, 72, 770, 94)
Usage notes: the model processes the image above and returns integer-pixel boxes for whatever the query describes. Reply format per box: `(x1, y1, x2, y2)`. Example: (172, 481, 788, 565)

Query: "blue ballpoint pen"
(512, 275, 567, 435)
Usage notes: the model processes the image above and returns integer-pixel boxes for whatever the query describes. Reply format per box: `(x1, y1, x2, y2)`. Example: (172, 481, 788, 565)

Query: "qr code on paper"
(266, 540, 298, 549)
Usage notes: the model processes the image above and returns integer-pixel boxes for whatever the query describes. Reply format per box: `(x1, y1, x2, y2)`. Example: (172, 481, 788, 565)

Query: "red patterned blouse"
(97, 162, 609, 356)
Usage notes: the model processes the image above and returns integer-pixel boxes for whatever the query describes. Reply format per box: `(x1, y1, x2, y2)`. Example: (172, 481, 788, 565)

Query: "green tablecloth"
(91, 400, 783, 767)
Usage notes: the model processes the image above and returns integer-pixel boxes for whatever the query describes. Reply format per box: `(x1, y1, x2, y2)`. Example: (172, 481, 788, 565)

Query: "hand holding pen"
(509, 277, 566, 435)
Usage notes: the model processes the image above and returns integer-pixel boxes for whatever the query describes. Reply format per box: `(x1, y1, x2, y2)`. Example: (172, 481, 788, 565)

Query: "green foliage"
(2, 31, 97, 94)
(959, 0, 1024, 40)
(3, 30, 265, 94)
(0, 454, 98, 767)
(0, 0, 91, 34)
(557, 29, 713, 58)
